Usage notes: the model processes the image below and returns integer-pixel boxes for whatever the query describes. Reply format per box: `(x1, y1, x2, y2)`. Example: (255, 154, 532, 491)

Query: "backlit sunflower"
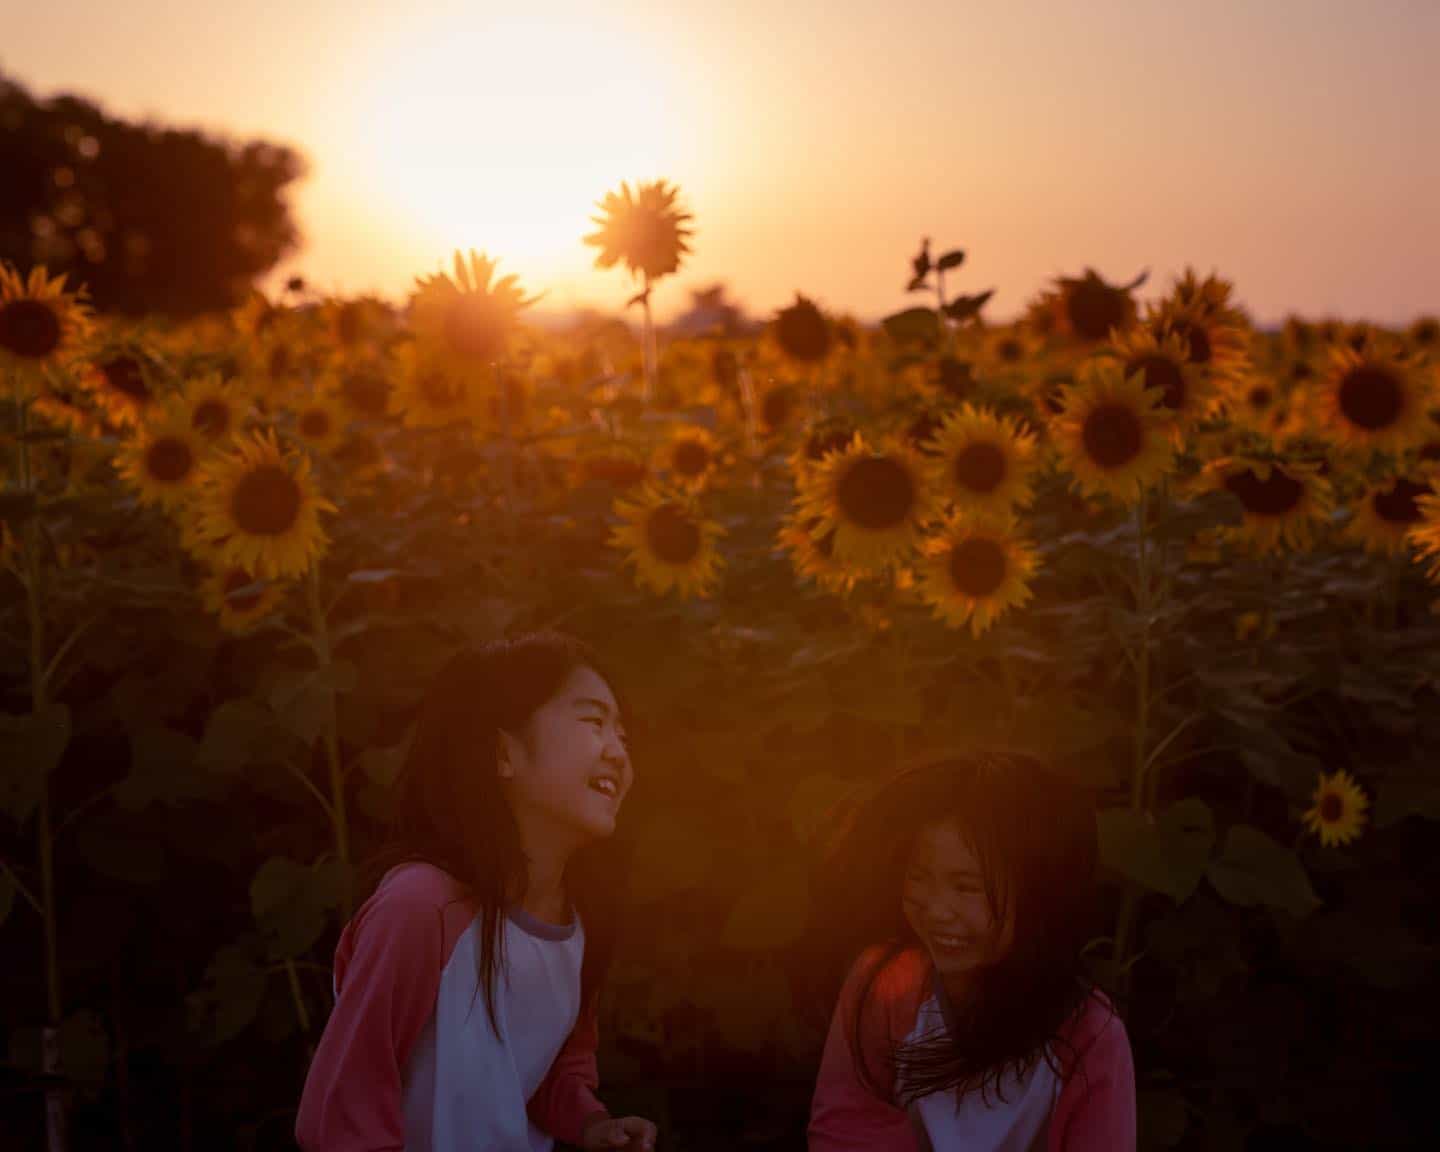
(184, 373, 250, 444)
(324, 357, 394, 422)
(916, 517, 1038, 636)
(984, 325, 1033, 370)
(410, 251, 535, 381)
(0, 263, 91, 395)
(1051, 359, 1175, 505)
(610, 488, 724, 598)
(81, 346, 160, 427)
(1303, 770, 1368, 848)
(778, 511, 862, 593)
(1200, 455, 1333, 552)
(1406, 316, 1438, 355)
(1347, 475, 1433, 555)
(1106, 325, 1213, 431)
(232, 290, 286, 341)
(773, 295, 832, 364)
(756, 381, 804, 436)
(192, 429, 336, 579)
(291, 394, 347, 455)
(1027, 268, 1145, 345)
(1408, 492, 1440, 580)
(1319, 340, 1433, 452)
(115, 398, 207, 511)
(1223, 369, 1290, 436)
(658, 426, 719, 488)
(1146, 292, 1249, 386)
(795, 435, 936, 570)
(584, 180, 694, 283)
(927, 405, 1037, 517)
(389, 345, 483, 430)
(200, 565, 288, 636)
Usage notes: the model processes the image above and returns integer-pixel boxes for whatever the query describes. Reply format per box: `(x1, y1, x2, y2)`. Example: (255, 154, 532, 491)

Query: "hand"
(580, 1112, 657, 1151)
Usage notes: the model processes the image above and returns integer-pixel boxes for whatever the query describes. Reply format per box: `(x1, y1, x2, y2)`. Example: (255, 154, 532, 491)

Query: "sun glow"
(352, 12, 683, 291)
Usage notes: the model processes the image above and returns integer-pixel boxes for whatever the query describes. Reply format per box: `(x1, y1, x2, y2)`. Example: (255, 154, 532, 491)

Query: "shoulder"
(1057, 989, 1133, 1081)
(844, 944, 931, 1034)
(349, 862, 476, 945)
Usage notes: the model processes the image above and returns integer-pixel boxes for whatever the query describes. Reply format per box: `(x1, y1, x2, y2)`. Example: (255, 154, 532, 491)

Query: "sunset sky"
(7, 0, 1438, 325)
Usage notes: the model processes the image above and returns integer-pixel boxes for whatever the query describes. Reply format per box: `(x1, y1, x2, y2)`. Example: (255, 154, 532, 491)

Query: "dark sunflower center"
(1223, 466, 1304, 518)
(342, 369, 391, 417)
(102, 356, 149, 402)
(952, 441, 1007, 493)
(948, 537, 1007, 598)
(1337, 366, 1404, 431)
(776, 301, 831, 363)
(644, 503, 702, 565)
(1132, 354, 1186, 410)
(996, 338, 1024, 364)
(1174, 320, 1211, 365)
(1247, 386, 1274, 411)
(0, 299, 62, 359)
(299, 409, 332, 439)
(145, 437, 195, 484)
(443, 294, 505, 361)
(711, 346, 739, 390)
(836, 455, 916, 531)
(1372, 478, 1430, 525)
(223, 569, 265, 613)
(1081, 403, 1144, 469)
(1066, 283, 1128, 342)
(1290, 360, 1313, 382)
(761, 387, 795, 430)
(231, 464, 302, 536)
(671, 439, 710, 476)
(191, 399, 231, 438)
(1320, 793, 1343, 822)
(934, 357, 975, 399)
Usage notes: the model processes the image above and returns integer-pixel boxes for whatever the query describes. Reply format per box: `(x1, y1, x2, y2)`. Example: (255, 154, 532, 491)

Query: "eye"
(581, 716, 604, 729)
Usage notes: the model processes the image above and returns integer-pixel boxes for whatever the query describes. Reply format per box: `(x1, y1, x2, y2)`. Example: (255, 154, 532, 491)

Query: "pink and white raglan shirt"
(296, 862, 608, 1152)
(809, 946, 1136, 1152)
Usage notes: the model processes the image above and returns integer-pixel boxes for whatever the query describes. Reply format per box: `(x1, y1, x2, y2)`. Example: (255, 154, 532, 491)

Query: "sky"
(5, 0, 1438, 325)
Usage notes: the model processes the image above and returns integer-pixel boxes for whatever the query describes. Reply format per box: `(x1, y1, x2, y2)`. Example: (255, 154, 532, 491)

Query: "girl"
(296, 633, 658, 1152)
(807, 752, 1134, 1151)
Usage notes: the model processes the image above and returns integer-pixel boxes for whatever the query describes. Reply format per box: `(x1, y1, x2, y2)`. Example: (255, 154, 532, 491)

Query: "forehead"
(549, 664, 621, 714)
(907, 819, 978, 872)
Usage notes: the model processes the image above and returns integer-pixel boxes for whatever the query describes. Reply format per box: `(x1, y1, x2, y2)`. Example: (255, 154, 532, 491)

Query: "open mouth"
(929, 932, 968, 953)
(587, 774, 621, 800)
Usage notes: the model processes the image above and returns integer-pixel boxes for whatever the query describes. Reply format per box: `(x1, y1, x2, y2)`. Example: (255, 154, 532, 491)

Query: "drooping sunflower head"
(1347, 474, 1433, 556)
(0, 263, 92, 392)
(81, 345, 161, 427)
(324, 357, 395, 422)
(291, 394, 347, 455)
(1303, 770, 1368, 848)
(199, 565, 288, 636)
(116, 397, 208, 511)
(193, 428, 337, 579)
(1052, 358, 1176, 505)
(985, 325, 1032, 370)
(1106, 325, 1213, 431)
(795, 435, 936, 570)
(1146, 289, 1250, 386)
(610, 487, 724, 599)
(773, 294, 832, 364)
(184, 373, 251, 444)
(917, 516, 1038, 636)
(777, 510, 860, 593)
(1320, 340, 1434, 452)
(659, 426, 719, 488)
(1201, 454, 1334, 553)
(1027, 267, 1145, 345)
(1407, 492, 1440, 581)
(927, 404, 1037, 517)
(584, 180, 694, 282)
(389, 344, 480, 430)
(409, 251, 535, 378)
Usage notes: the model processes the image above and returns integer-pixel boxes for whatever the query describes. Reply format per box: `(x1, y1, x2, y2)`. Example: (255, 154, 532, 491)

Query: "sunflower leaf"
(0, 705, 71, 825)
(882, 307, 940, 347)
(1206, 825, 1320, 917)
(1098, 798, 1215, 903)
(936, 249, 966, 272)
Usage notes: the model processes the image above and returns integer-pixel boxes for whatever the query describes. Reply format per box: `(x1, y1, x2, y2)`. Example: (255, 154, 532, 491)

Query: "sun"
(353, 13, 687, 286)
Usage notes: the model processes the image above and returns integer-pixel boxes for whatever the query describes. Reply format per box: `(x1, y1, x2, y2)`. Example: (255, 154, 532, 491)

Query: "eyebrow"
(573, 697, 618, 720)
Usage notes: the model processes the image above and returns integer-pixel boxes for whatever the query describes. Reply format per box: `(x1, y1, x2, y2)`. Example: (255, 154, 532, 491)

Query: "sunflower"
(81, 347, 160, 427)
(116, 398, 208, 511)
(1303, 770, 1368, 847)
(777, 511, 862, 593)
(584, 180, 694, 283)
(291, 394, 347, 455)
(232, 290, 286, 341)
(916, 517, 1038, 636)
(1223, 369, 1291, 436)
(756, 381, 804, 436)
(1319, 340, 1433, 452)
(773, 295, 832, 364)
(1051, 359, 1175, 505)
(795, 435, 936, 570)
(658, 426, 719, 488)
(1347, 475, 1433, 555)
(200, 565, 288, 636)
(0, 263, 91, 395)
(927, 404, 1037, 517)
(1106, 325, 1213, 431)
(324, 295, 392, 353)
(1146, 291, 1249, 386)
(323, 356, 394, 422)
(930, 355, 978, 402)
(1408, 492, 1440, 580)
(610, 488, 724, 598)
(1200, 455, 1334, 552)
(184, 373, 250, 444)
(389, 344, 482, 429)
(1027, 268, 1145, 345)
(984, 325, 1033, 370)
(409, 251, 535, 381)
(192, 429, 336, 579)
(1407, 316, 1439, 354)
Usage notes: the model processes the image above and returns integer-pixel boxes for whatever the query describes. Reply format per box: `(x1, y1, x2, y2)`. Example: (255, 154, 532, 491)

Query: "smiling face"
(901, 818, 1013, 980)
(497, 664, 632, 844)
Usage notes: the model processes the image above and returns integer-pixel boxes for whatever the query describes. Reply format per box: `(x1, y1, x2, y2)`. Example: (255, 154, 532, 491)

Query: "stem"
(284, 958, 311, 1034)
(0, 855, 43, 914)
(307, 565, 353, 920)
(640, 272, 656, 405)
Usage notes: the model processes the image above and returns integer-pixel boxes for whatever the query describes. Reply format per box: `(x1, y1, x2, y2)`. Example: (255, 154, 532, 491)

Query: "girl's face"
(498, 665, 632, 842)
(901, 819, 1013, 979)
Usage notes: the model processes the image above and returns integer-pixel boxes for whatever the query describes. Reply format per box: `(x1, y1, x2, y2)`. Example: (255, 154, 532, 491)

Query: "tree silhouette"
(0, 70, 304, 316)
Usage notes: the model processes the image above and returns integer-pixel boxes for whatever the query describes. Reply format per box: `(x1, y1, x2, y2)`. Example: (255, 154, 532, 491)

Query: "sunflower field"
(2, 193, 1438, 1151)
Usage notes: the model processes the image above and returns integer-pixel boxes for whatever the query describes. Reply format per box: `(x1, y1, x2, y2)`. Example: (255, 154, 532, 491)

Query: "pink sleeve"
(527, 991, 609, 1146)
(1049, 998, 1136, 1152)
(294, 888, 449, 1152)
(807, 946, 923, 1152)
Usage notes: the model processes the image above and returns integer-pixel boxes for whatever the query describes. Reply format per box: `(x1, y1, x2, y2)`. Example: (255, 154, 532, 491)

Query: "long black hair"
(381, 632, 630, 1039)
(808, 751, 1102, 1107)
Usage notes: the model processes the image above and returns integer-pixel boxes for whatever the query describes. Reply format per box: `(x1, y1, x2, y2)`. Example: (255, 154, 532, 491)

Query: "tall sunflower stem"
(494, 364, 519, 544)
(640, 274, 657, 406)
(307, 564, 353, 921)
